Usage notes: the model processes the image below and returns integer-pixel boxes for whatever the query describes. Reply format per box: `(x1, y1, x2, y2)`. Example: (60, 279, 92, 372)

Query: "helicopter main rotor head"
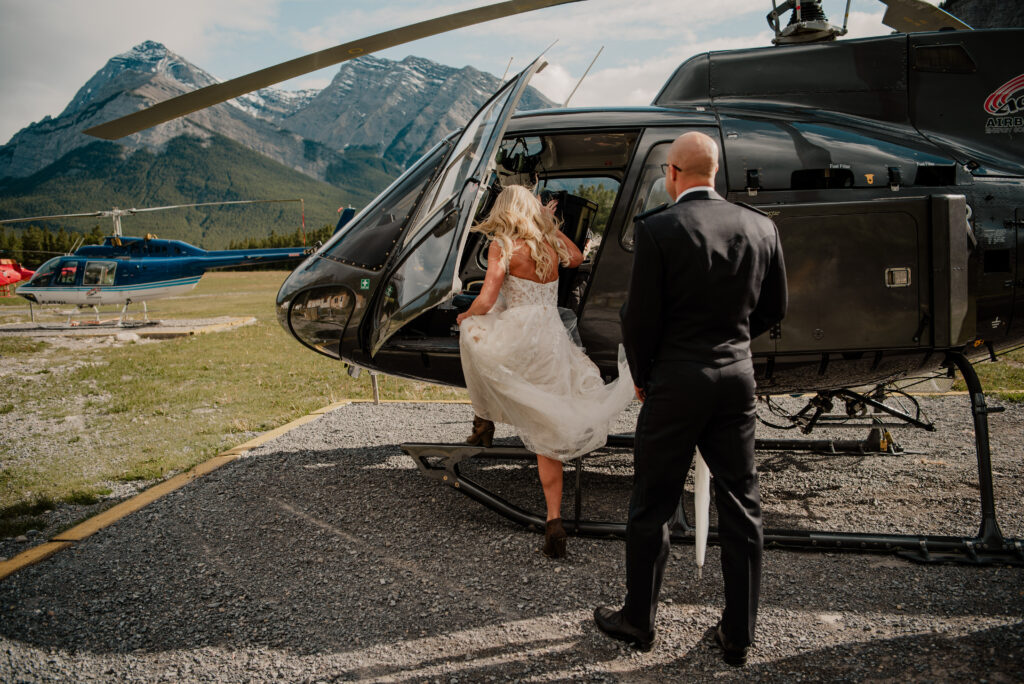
(767, 0, 850, 45)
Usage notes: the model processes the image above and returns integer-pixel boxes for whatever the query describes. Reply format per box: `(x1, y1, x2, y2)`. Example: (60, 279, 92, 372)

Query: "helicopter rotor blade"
(125, 198, 304, 214)
(1, 199, 304, 226)
(0, 211, 106, 225)
(878, 0, 971, 33)
(84, 0, 583, 140)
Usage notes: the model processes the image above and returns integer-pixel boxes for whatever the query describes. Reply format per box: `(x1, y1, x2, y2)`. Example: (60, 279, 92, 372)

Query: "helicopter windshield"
(26, 257, 62, 287)
(320, 141, 449, 271)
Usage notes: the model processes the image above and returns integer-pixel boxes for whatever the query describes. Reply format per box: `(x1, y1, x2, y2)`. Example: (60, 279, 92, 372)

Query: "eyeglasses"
(660, 163, 683, 175)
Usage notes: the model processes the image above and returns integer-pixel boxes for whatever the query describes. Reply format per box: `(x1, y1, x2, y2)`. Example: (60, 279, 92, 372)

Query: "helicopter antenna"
(563, 45, 603, 108)
(500, 56, 514, 82)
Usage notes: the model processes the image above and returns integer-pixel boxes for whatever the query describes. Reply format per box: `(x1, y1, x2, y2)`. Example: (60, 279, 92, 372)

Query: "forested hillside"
(0, 134, 400, 256)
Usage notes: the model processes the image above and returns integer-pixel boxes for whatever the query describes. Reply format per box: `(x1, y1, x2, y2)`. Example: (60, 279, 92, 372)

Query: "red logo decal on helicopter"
(984, 73, 1024, 115)
(985, 74, 1024, 134)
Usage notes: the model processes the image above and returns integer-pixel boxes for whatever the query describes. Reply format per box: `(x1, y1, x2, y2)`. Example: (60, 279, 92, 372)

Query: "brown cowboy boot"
(542, 518, 567, 559)
(465, 415, 495, 448)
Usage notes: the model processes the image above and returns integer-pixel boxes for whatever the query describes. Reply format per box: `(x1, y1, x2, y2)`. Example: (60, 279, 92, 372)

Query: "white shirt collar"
(674, 185, 716, 203)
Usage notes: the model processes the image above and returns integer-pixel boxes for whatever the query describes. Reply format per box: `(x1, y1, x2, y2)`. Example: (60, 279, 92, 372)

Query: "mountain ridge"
(0, 41, 554, 182)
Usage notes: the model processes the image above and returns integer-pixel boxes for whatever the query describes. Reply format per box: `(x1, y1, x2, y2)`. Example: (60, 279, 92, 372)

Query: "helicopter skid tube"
(402, 442, 1024, 566)
(403, 354, 1022, 566)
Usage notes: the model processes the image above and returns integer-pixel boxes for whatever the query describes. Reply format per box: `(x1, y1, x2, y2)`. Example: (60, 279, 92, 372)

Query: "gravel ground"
(1, 397, 1022, 682)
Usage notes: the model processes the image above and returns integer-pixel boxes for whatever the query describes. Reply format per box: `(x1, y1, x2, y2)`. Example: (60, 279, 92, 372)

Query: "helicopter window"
(376, 209, 460, 327)
(322, 142, 447, 271)
(83, 261, 117, 286)
(55, 261, 79, 286)
(620, 143, 673, 251)
(913, 44, 976, 74)
(540, 179, 619, 239)
(27, 257, 61, 287)
(416, 79, 519, 228)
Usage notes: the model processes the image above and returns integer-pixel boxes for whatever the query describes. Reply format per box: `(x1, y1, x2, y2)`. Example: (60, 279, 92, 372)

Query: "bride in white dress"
(456, 184, 634, 558)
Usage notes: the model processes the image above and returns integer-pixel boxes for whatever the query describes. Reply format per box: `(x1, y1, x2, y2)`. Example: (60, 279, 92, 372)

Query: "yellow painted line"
(0, 403, 350, 581)
(313, 400, 354, 414)
(1, 397, 517, 580)
(0, 542, 72, 581)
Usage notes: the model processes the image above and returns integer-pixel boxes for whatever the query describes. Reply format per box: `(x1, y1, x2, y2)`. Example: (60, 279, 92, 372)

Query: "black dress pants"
(623, 358, 762, 647)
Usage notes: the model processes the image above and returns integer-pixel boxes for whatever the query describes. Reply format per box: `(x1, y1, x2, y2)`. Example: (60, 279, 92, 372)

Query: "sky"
(0, 0, 946, 145)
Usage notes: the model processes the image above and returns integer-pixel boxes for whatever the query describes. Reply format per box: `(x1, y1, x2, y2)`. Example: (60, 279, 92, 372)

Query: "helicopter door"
(771, 198, 933, 353)
(368, 58, 547, 356)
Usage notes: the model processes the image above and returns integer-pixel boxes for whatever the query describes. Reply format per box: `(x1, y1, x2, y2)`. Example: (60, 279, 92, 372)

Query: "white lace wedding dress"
(459, 274, 634, 461)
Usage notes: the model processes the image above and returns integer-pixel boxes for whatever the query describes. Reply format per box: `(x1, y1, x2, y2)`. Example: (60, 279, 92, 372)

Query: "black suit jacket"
(619, 190, 787, 388)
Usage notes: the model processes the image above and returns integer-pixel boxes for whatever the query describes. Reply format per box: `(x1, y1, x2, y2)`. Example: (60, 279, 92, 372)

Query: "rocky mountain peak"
(0, 43, 553, 183)
(62, 41, 218, 117)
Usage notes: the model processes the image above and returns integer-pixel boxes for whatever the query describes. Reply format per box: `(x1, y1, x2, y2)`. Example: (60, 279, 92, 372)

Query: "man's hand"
(456, 312, 471, 326)
(634, 385, 646, 403)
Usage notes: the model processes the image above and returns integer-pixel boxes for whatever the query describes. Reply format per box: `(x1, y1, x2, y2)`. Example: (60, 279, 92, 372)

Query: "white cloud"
(530, 63, 576, 105)
(0, 0, 279, 143)
(555, 31, 776, 108)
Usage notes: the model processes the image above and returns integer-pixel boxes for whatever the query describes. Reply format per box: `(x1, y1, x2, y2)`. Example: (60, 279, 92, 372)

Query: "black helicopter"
(85, 0, 1023, 564)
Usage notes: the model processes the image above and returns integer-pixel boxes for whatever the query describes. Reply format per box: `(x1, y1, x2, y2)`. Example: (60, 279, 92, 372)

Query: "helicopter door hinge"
(769, 323, 782, 340)
(887, 166, 902, 191)
(745, 169, 761, 197)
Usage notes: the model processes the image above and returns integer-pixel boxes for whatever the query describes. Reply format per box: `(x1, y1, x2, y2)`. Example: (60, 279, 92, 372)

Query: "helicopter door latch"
(745, 169, 761, 196)
(887, 166, 902, 191)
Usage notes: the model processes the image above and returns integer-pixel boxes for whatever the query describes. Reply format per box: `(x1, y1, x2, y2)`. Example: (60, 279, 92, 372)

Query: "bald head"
(665, 131, 719, 198)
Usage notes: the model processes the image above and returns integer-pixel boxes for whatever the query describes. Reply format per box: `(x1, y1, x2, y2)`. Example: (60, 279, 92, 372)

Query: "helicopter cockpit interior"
(375, 130, 639, 354)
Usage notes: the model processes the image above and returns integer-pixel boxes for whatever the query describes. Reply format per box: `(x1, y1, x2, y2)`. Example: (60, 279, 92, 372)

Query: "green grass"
(0, 517, 47, 538)
(0, 497, 56, 518)
(953, 347, 1024, 399)
(0, 271, 466, 514)
(0, 337, 48, 354)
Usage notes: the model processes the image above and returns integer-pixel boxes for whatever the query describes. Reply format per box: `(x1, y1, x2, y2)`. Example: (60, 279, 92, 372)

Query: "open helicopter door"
(367, 58, 547, 356)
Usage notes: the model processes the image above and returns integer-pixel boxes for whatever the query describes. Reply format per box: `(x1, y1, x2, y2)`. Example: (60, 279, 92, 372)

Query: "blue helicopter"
(0, 199, 310, 315)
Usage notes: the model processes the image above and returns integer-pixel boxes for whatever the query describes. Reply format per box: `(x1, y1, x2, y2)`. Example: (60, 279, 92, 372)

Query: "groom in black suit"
(595, 132, 787, 665)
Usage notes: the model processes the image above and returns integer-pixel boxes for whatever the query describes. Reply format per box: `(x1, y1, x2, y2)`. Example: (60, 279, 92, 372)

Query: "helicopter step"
(403, 352, 1022, 566)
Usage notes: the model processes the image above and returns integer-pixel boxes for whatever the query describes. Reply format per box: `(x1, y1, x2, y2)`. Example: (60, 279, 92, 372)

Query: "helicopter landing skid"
(402, 352, 1022, 566)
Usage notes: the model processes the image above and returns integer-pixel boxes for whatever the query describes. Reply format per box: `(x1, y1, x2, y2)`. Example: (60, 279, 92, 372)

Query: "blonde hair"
(472, 184, 570, 280)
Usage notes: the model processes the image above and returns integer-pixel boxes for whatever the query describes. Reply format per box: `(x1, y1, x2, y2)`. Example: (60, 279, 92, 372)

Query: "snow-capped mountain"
(0, 41, 553, 182)
(279, 55, 553, 167)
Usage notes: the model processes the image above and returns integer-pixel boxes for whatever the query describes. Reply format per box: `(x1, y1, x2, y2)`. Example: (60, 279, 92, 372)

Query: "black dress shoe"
(593, 607, 654, 651)
(714, 622, 749, 666)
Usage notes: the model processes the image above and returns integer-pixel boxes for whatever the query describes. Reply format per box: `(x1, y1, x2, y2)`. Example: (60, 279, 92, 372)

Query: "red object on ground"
(0, 258, 34, 296)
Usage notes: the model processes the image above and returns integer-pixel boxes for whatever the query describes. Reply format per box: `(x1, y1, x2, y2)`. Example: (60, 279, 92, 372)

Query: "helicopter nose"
(277, 249, 382, 360)
(277, 283, 355, 360)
